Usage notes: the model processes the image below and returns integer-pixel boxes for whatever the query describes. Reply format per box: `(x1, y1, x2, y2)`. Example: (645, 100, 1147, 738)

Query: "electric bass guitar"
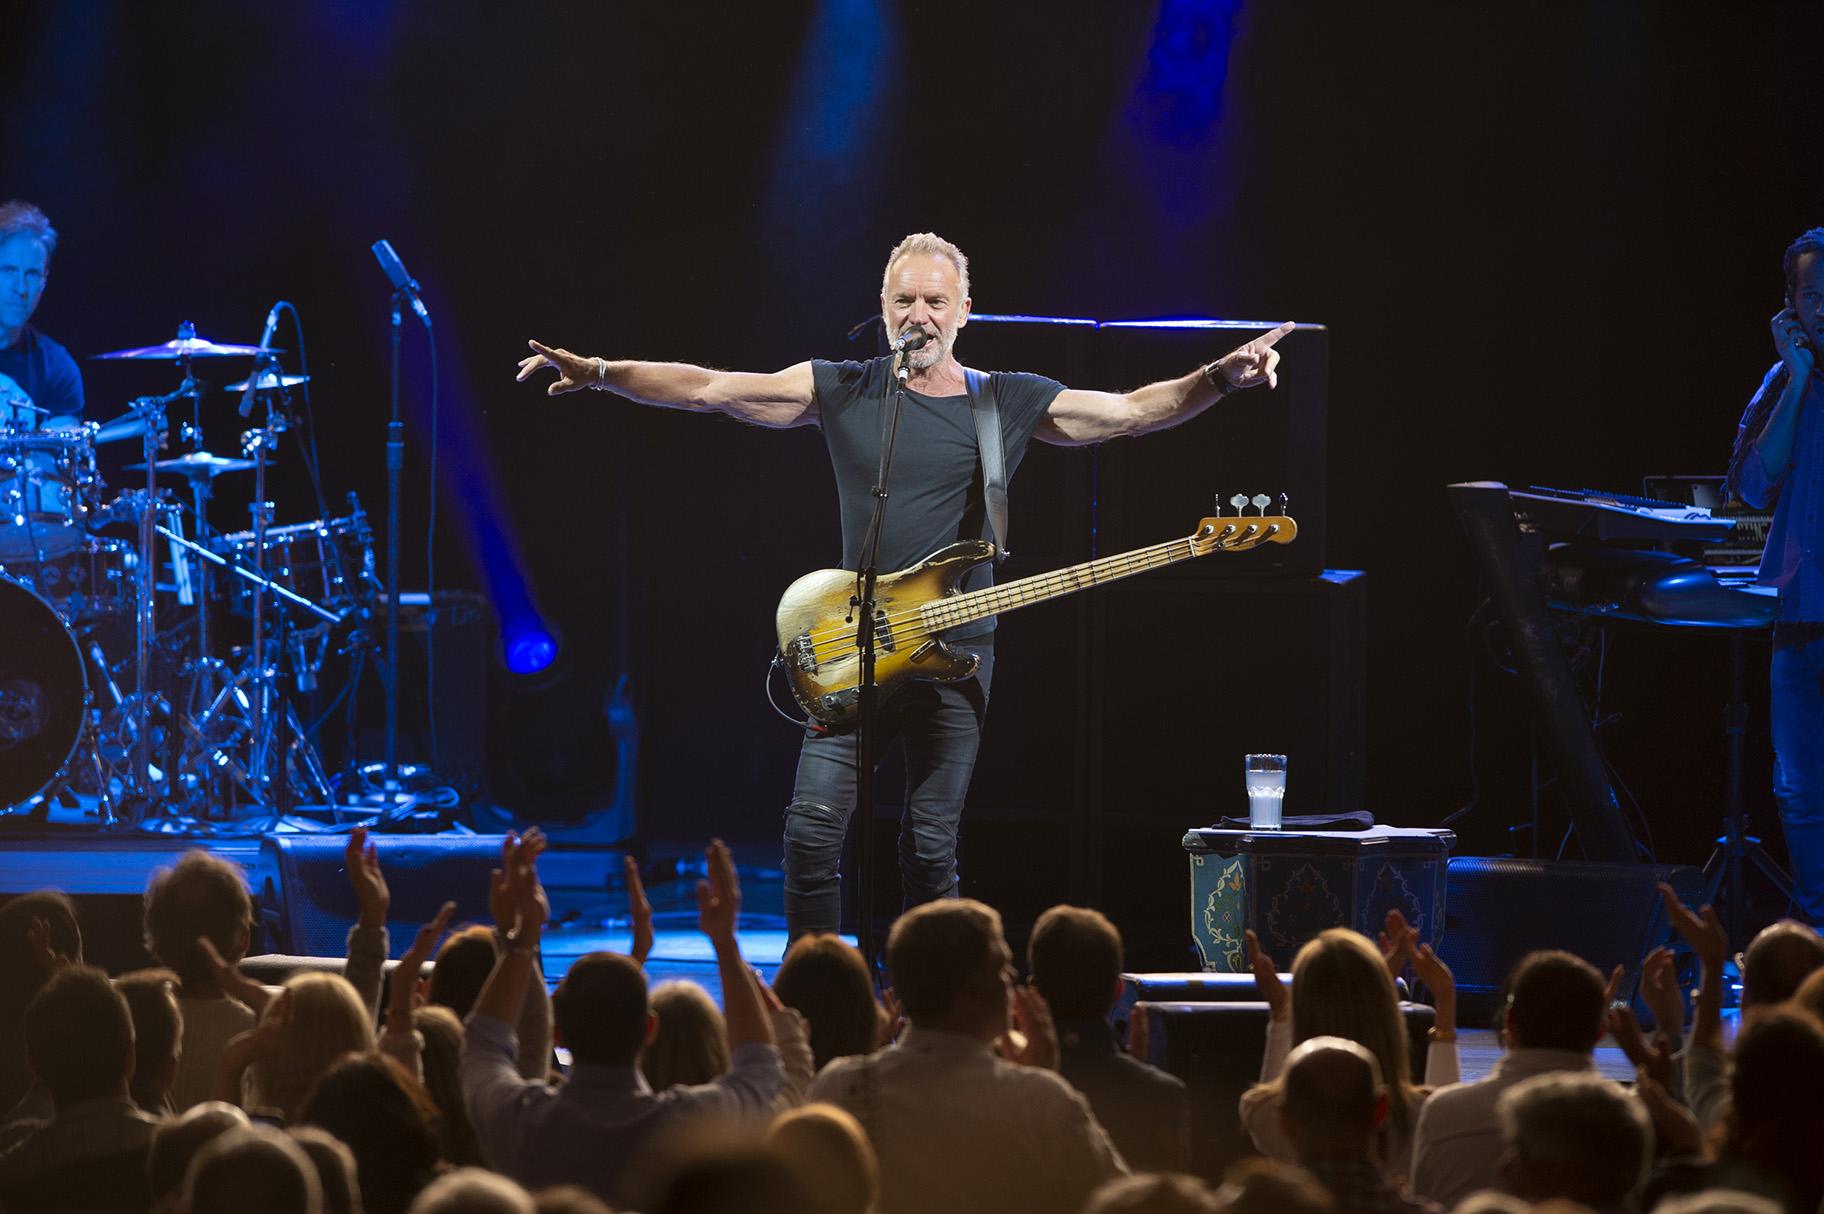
(775, 506, 1298, 729)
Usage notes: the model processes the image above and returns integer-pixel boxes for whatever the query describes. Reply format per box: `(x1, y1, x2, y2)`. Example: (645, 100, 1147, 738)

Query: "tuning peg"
(1250, 493, 1270, 516)
(1213, 493, 1223, 517)
(1229, 494, 1249, 515)
(1277, 493, 1289, 516)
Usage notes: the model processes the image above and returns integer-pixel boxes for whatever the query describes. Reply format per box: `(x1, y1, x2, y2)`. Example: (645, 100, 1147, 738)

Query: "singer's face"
(0, 235, 49, 338)
(881, 253, 970, 371)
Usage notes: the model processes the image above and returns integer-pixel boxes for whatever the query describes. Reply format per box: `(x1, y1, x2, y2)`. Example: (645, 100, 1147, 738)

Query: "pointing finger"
(1251, 320, 1297, 351)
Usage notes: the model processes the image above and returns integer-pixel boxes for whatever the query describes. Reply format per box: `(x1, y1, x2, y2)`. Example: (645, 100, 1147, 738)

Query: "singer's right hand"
(517, 340, 598, 395)
(1773, 308, 1814, 380)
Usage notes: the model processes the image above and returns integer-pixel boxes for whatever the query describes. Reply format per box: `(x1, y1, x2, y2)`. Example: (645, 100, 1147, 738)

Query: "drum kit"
(0, 321, 381, 831)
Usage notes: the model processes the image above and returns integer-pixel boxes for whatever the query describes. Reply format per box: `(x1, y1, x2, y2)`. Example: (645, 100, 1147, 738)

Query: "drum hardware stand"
(120, 390, 178, 816)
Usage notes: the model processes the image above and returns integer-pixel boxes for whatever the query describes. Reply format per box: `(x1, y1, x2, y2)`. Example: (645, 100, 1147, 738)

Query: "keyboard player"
(1725, 225, 1824, 925)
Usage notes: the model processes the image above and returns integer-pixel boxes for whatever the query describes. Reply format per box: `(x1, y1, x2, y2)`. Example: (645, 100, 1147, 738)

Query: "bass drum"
(0, 574, 88, 807)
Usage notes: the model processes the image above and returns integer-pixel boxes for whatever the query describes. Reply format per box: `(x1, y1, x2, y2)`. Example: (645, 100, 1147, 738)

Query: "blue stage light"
(504, 627, 560, 676)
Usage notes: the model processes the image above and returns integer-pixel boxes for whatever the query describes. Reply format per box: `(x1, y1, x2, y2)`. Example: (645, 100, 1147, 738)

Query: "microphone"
(240, 302, 284, 418)
(893, 328, 930, 353)
(370, 239, 432, 326)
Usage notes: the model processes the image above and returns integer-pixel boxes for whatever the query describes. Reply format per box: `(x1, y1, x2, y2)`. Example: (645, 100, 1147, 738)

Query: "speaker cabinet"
(253, 833, 506, 957)
(1440, 856, 1705, 1022)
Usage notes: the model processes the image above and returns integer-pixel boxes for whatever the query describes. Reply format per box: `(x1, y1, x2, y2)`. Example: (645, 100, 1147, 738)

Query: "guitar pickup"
(873, 610, 898, 654)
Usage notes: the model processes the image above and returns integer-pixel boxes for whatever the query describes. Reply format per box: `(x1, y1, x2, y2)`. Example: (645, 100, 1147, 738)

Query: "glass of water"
(1245, 754, 1287, 830)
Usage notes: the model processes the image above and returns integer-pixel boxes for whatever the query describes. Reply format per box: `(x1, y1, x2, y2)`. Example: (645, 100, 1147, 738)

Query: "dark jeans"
(782, 643, 994, 939)
(1773, 623, 1824, 923)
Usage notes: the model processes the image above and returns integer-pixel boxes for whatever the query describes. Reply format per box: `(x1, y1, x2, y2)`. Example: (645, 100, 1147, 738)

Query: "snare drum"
(0, 574, 89, 807)
(0, 426, 101, 561)
(0, 538, 137, 619)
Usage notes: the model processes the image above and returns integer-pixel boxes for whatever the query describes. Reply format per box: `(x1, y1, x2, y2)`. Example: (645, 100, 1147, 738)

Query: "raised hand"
(878, 987, 904, 1049)
(389, 901, 456, 1030)
(197, 934, 272, 1015)
(490, 833, 518, 933)
(1245, 929, 1289, 1021)
(1658, 884, 1726, 974)
(516, 340, 600, 396)
(1773, 308, 1815, 380)
(1003, 984, 1060, 1071)
(625, 854, 654, 966)
(1126, 999, 1152, 1063)
(696, 838, 741, 947)
(220, 986, 292, 1079)
(345, 827, 390, 929)
(1638, 946, 1684, 1038)
(510, 829, 550, 940)
(1378, 908, 1417, 977)
(1211, 321, 1295, 393)
(26, 916, 70, 976)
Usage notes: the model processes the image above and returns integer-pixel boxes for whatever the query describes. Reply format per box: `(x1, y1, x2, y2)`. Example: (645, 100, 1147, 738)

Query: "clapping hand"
(1002, 984, 1060, 1071)
(492, 828, 549, 936)
(1658, 884, 1726, 974)
(1637, 946, 1684, 1039)
(197, 934, 272, 1015)
(696, 839, 741, 947)
(516, 340, 598, 396)
(26, 916, 71, 976)
(1210, 321, 1295, 392)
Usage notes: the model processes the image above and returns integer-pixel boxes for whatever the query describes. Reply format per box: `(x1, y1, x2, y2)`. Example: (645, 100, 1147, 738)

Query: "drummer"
(0, 200, 83, 430)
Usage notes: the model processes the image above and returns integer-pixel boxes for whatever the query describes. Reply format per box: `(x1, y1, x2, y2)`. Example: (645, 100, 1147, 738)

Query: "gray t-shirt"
(812, 357, 1064, 639)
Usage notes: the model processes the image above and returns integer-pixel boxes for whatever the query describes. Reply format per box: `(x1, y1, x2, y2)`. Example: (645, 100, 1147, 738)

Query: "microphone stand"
(851, 345, 911, 979)
(382, 288, 407, 808)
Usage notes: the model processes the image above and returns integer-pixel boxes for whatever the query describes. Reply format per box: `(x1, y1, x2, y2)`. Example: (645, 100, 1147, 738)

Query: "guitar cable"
(764, 651, 813, 730)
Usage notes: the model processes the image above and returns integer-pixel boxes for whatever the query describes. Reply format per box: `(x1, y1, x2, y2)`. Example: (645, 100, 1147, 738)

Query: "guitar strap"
(963, 368, 1010, 560)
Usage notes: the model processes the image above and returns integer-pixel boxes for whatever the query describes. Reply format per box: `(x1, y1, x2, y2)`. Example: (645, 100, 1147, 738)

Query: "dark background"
(6, 2, 1821, 944)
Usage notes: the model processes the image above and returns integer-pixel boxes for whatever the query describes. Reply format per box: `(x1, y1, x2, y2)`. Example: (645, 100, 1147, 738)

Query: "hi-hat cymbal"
(223, 370, 310, 392)
(94, 335, 281, 360)
(124, 451, 257, 477)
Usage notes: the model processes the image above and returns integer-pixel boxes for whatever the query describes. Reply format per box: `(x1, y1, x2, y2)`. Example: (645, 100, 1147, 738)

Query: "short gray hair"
(882, 232, 970, 300)
(0, 201, 57, 259)
(1497, 1072, 1651, 1205)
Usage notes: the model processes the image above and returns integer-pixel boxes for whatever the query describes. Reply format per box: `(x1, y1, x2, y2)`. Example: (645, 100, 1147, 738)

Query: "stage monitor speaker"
(311, 590, 491, 802)
(1440, 856, 1704, 1022)
(253, 834, 507, 957)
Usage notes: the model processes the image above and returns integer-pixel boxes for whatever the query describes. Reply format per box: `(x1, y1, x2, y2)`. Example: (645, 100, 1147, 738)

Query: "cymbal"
(93, 335, 281, 361)
(124, 451, 257, 477)
(223, 371, 310, 392)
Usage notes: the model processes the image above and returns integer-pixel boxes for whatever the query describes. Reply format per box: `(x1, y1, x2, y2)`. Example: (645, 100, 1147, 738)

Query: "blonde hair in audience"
(767, 1102, 878, 1214)
(641, 980, 730, 1090)
(414, 1003, 486, 1166)
(250, 972, 374, 1121)
(1266, 929, 1420, 1146)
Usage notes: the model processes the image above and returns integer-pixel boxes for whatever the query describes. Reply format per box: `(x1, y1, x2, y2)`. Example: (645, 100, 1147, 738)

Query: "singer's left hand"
(517, 340, 597, 395)
(1210, 320, 1295, 392)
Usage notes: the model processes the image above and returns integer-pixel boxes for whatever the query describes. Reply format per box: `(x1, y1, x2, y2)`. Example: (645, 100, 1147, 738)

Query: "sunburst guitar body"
(776, 511, 1297, 729)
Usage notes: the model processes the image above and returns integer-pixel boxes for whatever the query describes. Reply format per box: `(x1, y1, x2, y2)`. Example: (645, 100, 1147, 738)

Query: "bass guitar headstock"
(1190, 492, 1299, 554)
